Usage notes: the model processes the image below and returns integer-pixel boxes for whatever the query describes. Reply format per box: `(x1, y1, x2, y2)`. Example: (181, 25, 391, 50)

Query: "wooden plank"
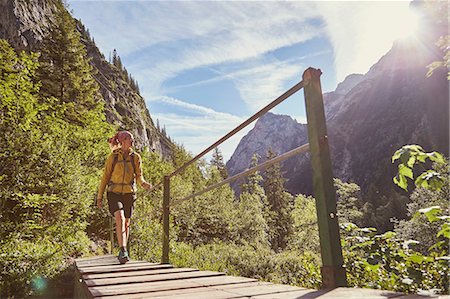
(94, 282, 270, 299)
(86, 270, 225, 287)
(77, 261, 153, 270)
(250, 287, 438, 299)
(90, 275, 257, 297)
(83, 267, 198, 280)
(141, 289, 242, 299)
(217, 282, 307, 297)
(78, 263, 173, 275)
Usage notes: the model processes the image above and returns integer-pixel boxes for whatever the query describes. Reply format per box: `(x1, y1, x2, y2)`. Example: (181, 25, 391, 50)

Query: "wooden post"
(162, 175, 170, 264)
(302, 67, 347, 288)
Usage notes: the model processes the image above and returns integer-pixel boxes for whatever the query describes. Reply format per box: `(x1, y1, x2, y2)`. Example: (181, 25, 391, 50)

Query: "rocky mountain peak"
(226, 112, 308, 192)
(334, 74, 365, 95)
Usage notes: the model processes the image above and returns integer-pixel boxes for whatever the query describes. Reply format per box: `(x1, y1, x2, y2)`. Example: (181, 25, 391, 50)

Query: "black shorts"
(107, 192, 136, 218)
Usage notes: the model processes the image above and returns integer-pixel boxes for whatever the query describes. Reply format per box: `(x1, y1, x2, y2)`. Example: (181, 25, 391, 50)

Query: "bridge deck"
(74, 255, 443, 299)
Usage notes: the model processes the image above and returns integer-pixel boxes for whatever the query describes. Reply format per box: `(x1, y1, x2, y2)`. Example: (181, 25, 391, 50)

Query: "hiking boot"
(118, 248, 129, 264)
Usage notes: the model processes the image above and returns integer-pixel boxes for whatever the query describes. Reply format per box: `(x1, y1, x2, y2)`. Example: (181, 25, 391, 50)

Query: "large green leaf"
(417, 206, 441, 223)
(398, 164, 413, 179)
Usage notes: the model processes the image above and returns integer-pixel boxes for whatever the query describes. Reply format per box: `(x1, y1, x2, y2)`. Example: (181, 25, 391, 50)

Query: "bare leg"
(125, 218, 131, 243)
(114, 210, 126, 248)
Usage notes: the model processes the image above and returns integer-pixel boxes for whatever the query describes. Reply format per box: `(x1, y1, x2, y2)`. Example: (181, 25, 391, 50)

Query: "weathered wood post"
(302, 67, 347, 288)
(162, 175, 170, 264)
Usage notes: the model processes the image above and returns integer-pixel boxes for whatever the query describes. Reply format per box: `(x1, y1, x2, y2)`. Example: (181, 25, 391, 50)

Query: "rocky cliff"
(227, 4, 449, 197)
(0, 0, 173, 157)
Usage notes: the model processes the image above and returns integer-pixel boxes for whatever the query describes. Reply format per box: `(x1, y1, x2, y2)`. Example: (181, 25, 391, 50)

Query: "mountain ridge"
(227, 25, 449, 198)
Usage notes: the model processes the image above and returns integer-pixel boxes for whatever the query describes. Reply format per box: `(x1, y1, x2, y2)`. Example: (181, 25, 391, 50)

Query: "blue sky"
(68, 0, 418, 161)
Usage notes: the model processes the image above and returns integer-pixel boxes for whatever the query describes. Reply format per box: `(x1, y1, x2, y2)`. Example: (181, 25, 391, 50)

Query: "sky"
(68, 0, 420, 161)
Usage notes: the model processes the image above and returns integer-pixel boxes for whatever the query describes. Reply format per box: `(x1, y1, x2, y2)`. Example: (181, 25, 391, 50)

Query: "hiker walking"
(97, 131, 152, 264)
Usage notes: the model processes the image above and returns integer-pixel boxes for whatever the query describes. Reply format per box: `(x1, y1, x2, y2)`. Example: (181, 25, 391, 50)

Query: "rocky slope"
(227, 5, 449, 196)
(0, 0, 172, 157)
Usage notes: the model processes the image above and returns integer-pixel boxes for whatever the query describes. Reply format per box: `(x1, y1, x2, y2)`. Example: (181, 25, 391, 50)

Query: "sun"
(390, 7, 421, 40)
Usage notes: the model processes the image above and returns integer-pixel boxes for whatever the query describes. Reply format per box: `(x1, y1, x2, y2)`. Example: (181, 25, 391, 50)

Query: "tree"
(237, 154, 269, 246)
(334, 178, 364, 226)
(37, 1, 100, 125)
(263, 149, 293, 251)
(288, 194, 319, 254)
(210, 147, 228, 179)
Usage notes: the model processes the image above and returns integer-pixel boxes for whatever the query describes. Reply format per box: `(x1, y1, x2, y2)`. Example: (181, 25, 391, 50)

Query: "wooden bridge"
(74, 255, 443, 299)
(77, 68, 447, 298)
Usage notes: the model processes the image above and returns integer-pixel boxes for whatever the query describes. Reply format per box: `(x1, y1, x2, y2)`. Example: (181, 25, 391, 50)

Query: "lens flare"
(31, 276, 47, 293)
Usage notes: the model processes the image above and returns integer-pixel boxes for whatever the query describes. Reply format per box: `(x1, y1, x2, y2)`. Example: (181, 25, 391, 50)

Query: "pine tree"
(112, 48, 118, 65)
(210, 147, 228, 179)
(37, 1, 100, 125)
(237, 154, 270, 246)
(263, 149, 293, 251)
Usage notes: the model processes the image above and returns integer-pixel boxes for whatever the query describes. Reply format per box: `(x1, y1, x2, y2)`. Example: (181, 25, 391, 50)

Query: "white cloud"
(148, 96, 248, 160)
(70, 1, 322, 96)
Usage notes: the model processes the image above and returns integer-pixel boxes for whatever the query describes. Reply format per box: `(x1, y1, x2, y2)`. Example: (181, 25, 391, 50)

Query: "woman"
(97, 131, 152, 264)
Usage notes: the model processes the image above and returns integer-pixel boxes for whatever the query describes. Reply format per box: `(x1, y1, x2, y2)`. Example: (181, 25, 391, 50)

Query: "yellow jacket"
(97, 148, 146, 197)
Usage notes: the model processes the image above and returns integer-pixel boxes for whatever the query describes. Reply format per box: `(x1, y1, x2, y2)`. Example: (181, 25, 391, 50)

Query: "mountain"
(227, 3, 449, 199)
(0, 0, 172, 157)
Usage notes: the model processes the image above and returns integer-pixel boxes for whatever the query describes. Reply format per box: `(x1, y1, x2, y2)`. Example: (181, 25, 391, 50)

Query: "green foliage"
(264, 149, 293, 251)
(169, 241, 321, 290)
(0, 37, 113, 297)
(392, 145, 446, 191)
(342, 222, 448, 295)
(210, 147, 228, 179)
(38, 1, 102, 126)
(288, 194, 319, 253)
(237, 154, 270, 246)
(334, 178, 364, 226)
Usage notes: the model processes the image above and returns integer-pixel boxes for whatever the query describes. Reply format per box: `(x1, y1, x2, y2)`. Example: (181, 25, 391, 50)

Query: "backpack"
(106, 152, 137, 190)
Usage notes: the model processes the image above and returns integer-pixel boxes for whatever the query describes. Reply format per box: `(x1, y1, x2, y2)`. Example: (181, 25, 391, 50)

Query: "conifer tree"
(263, 149, 293, 251)
(237, 154, 270, 246)
(112, 48, 118, 65)
(37, 1, 100, 124)
(210, 147, 228, 179)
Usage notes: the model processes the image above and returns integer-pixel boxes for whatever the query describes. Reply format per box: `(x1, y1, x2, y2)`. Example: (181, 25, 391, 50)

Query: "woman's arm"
(97, 154, 114, 206)
(135, 153, 152, 190)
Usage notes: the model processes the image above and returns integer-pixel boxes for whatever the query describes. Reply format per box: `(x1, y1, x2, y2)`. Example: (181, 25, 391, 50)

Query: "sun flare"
(390, 7, 421, 40)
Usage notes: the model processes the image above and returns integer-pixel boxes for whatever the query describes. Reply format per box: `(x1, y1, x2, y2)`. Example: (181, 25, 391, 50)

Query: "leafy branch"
(392, 145, 446, 191)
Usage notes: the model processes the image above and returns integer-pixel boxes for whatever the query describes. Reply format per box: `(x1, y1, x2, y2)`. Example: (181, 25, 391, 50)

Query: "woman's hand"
(97, 197, 102, 209)
(142, 181, 152, 190)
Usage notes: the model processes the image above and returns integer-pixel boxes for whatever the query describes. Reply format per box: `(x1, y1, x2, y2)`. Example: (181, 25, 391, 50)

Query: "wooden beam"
(302, 67, 347, 288)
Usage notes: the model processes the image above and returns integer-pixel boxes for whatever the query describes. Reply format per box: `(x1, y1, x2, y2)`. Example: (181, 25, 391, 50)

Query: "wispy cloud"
(167, 51, 330, 111)
(147, 96, 247, 160)
(70, 1, 322, 96)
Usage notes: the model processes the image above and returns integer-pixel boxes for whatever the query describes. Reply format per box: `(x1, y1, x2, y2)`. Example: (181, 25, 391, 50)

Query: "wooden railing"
(152, 67, 347, 288)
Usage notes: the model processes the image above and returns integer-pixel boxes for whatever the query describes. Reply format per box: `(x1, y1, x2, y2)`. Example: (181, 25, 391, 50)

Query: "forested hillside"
(0, 0, 172, 156)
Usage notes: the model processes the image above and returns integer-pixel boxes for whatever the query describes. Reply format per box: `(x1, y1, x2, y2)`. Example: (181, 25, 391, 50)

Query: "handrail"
(156, 67, 347, 288)
(171, 143, 310, 207)
(156, 80, 304, 182)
